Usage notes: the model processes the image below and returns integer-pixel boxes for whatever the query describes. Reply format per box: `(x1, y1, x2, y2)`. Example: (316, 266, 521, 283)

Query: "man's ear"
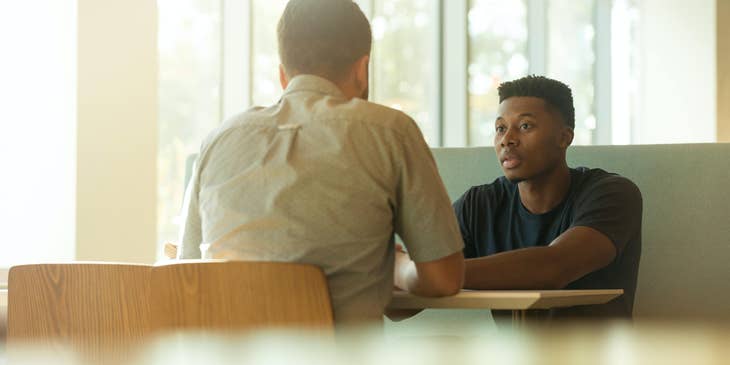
(560, 127, 575, 148)
(279, 64, 289, 90)
(354, 55, 369, 93)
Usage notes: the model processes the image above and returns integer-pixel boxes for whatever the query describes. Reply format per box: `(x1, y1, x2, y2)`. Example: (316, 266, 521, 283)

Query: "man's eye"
(520, 123, 531, 130)
(496, 126, 506, 133)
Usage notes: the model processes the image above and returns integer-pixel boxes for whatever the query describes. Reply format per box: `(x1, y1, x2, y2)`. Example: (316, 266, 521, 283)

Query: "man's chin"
(502, 170, 525, 184)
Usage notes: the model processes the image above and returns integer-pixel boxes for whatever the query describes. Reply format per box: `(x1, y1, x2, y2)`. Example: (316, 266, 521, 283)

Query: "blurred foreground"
(4, 321, 730, 365)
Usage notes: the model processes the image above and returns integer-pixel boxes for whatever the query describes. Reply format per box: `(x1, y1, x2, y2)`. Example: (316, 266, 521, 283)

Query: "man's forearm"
(394, 260, 454, 297)
(394, 251, 464, 297)
(395, 260, 432, 296)
(465, 227, 617, 290)
(464, 246, 568, 290)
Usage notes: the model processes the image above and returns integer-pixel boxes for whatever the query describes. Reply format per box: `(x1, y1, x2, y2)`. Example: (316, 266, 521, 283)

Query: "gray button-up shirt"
(179, 75, 463, 323)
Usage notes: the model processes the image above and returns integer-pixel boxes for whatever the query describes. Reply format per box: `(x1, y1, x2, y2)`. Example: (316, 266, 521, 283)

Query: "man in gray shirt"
(179, 0, 464, 325)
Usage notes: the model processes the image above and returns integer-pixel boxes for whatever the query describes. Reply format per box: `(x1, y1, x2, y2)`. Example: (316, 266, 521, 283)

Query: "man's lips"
(500, 154, 522, 169)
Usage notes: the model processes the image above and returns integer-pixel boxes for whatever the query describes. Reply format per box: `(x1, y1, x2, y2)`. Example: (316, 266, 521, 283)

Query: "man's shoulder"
(201, 106, 271, 144)
(199, 99, 423, 159)
(459, 176, 513, 204)
(572, 167, 642, 200)
(221, 105, 274, 131)
(328, 98, 420, 136)
(230, 98, 416, 137)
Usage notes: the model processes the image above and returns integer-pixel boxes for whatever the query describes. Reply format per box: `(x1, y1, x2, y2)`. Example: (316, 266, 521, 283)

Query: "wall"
(637, 0, 717, 144)
(76, 0, 158, 263)
(0, 1, 77, 267)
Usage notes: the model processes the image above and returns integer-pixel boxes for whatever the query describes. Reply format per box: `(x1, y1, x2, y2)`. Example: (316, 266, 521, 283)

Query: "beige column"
(719, 0, 730, 142)
(76, 0, 158, 262)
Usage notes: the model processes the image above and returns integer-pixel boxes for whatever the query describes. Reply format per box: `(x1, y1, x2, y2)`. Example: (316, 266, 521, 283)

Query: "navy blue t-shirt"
(453, 167, 642, 319)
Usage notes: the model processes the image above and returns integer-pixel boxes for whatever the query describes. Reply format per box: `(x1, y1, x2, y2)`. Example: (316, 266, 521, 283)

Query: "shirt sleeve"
(571, 175, 643, 255)
(178, 159, 203, 259)
(393, 118, 464, 263)
(453, 189, 478, 259)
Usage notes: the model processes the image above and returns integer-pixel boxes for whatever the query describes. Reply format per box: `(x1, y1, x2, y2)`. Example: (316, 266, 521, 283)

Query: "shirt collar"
(282, 74, 346, 99)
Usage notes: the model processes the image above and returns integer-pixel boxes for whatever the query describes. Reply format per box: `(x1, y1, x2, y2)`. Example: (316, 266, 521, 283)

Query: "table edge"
(388, 289, 624, 310)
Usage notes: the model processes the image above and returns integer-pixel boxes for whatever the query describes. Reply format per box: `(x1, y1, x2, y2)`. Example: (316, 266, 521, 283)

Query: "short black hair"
(498, 75, 575, 129)
(277, 0, 372, 81)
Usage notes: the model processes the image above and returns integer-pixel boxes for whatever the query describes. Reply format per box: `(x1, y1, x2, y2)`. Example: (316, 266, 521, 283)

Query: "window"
(210, 1, 637, 148)
(468, 0, 597, 146)
(468, 0, 528, 146)
(370, 0, 439, 144)
(249, 0, 440, 144)
(610, 0, 640, 145)
(251, 0, 289, 106)
(545, 0, 596, 145)
(157, 0, 222, 248)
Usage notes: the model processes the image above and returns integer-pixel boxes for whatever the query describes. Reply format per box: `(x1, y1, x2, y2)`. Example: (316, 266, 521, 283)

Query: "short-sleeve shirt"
(454, 167, 642, 318)
(178, 75, 464, 324)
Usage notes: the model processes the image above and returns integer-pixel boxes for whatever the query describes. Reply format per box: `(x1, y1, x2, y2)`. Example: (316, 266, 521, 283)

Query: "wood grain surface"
(150, 261, 334, 333)
(6, 261, 334, 361)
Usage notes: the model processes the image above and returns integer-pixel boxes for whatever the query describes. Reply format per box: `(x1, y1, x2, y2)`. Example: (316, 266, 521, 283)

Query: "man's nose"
(500, 128, 518, 147)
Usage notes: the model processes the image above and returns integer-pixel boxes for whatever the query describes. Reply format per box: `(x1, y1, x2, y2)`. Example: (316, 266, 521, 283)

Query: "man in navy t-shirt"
(454, 75, 642, 319)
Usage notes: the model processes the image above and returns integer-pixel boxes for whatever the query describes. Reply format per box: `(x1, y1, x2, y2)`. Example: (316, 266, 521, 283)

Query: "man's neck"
(517, 164, 571, 214)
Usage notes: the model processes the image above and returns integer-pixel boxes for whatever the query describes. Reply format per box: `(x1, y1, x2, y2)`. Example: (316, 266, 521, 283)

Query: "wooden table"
(388, 289, 623, 325)
(0, 288, 622, 329)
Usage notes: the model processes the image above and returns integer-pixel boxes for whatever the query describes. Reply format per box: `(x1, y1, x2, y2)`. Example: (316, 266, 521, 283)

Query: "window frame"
(219, 0, 617, 145)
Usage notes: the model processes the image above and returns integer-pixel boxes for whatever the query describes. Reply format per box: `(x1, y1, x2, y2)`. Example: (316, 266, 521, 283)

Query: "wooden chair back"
(151, 261, 334, 332)
(7, 261, 334, 359)
(7, 263, 152, 358)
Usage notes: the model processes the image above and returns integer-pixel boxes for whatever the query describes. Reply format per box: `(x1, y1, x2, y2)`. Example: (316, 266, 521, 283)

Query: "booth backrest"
(431, 144, 730, 321)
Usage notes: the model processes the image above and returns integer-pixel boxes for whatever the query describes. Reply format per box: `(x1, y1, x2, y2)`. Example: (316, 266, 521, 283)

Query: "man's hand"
(393, 245, 464, 297)
(394, 253, 410, 291)
(393, 244, 411, 290)
(389, 244, 424, 321)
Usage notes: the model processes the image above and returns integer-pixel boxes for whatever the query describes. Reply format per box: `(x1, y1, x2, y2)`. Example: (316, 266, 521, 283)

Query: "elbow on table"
(541, 277, 570, 291)
(429, 279, 463, 297)
(415, 284, 461, 298)
(543, 265, 581, 290)
(419, 269, 464, 297)
(410, 251, 465, 297)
